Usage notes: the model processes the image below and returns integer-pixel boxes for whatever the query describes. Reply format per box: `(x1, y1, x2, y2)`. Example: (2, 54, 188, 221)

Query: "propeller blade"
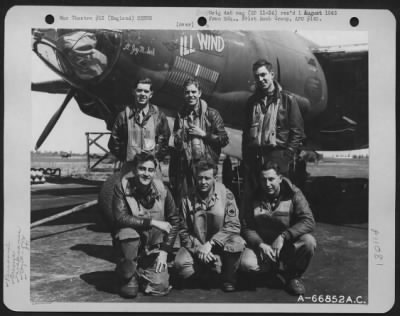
(32, 80, 71, 94)
(35, 89, 76, 150)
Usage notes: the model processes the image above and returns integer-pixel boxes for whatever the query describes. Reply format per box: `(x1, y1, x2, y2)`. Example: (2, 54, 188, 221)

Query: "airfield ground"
(30, 155, 368, 305)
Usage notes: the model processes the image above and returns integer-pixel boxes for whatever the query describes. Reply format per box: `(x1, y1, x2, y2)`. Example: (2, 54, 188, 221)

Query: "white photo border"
(3, 6, 396, 313)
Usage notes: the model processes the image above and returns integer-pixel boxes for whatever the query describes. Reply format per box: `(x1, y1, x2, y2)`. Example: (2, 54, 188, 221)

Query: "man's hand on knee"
(151, 219, 172, 234)
(155, 250, 168, 273)
(259, 243, 276, 262)
(197, 241, 215, 263)
(271, 234, 285, 258)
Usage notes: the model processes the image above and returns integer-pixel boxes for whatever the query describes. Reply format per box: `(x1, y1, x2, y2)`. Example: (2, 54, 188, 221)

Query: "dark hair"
(135, 78, 153, 91)
(194, 159, 218, 176)
(252, 59, 273, 72)
(132, 152, 158, 169)
(260, 160, 281, 175)
(183, 78, 201, 91)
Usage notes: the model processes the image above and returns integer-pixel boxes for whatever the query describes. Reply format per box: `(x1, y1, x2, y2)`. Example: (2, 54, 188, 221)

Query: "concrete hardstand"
(30, 180, 368, 304)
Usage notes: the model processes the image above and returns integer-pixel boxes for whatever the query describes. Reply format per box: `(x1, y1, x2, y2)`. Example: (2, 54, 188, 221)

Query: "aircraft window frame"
(32, 29, 123, 87)
(32, 33, 114, 117)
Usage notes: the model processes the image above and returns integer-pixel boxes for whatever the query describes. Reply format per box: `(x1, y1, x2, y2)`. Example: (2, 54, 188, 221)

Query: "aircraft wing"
(311, 43, 368, 62)
(309, 43, 369, 150)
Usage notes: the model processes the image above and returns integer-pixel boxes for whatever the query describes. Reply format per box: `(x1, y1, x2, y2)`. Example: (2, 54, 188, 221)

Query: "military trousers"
(174, 246, 242, 285)
(114, 228, 171, 296)
(239, 233, 316, 280)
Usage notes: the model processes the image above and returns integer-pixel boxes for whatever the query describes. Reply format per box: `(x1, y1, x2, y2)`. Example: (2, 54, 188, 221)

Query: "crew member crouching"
(112, 152, 179, 298)
(174, 159, 246, 292)
(240, 161, 316, 295)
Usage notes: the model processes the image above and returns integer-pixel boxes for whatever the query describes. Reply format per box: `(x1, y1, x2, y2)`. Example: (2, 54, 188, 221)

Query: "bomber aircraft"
(32, 29, 368, 158)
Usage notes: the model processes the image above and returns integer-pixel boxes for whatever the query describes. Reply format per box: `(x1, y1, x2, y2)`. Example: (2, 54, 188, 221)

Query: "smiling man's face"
(134, 83, 153, 107)
(184, 83, 202, 109)
(254, 65, 275, 94)
(135, 160, 156, 187)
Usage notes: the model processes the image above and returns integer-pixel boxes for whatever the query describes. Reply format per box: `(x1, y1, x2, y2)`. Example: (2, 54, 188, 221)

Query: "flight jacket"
(172, 99, 229, 164)
(242, 81, 305, 161)
(108, 103, 171, 162)
(241, 177, 315, 248)
(112, 176, 180, 253)
(179, 182, 246, 254)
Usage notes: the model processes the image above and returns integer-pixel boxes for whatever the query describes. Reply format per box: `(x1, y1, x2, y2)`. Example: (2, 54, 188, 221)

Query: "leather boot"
(120, 274, 139, 298)
(221, 252, 241, 292)
(116, 258, 139, 298)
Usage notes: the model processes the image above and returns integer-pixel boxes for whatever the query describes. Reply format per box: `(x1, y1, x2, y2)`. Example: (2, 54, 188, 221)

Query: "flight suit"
(175, 182, 246, 286)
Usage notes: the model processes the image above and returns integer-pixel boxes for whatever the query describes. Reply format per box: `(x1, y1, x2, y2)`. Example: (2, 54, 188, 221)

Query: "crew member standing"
(169, 78, 229, 202)
(241, 59, 305, 212)
(108, 78, 170, 172)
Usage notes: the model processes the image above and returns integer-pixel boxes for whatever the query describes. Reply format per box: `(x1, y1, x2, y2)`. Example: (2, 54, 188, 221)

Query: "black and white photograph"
(3, 6, 396, 313)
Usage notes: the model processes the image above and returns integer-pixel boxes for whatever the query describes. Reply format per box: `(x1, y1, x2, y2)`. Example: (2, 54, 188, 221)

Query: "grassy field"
(31, 153, 368, 180)
(31, 154, 115, 177)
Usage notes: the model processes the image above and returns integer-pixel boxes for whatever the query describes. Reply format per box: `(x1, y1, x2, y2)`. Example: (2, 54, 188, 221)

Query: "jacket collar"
(179, 99, 208, 118)
(128, 103, 157, 119)
(254, 80, 282, 101)
(280, 177, 296, 196)
(195, 184, 217, 203)
(187, 182, 224, 213)
(121, 175, 161, 200)
(257, 176, 295, 202)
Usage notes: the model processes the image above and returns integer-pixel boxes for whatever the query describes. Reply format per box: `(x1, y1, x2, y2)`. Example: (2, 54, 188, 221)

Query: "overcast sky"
(297, 30, 367, 46)
(31, 31, 368, 154)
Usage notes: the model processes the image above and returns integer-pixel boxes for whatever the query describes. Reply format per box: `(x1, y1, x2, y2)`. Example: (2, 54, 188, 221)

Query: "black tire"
(98, 171, 122, 232)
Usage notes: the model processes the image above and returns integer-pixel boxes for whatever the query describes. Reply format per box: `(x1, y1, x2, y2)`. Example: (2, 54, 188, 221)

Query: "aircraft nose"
(33, 29, 122, 84)
(31, 29, 123, 150)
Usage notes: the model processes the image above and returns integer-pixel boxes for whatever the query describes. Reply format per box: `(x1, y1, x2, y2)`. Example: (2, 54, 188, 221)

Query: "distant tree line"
(31, 150, 86, 156)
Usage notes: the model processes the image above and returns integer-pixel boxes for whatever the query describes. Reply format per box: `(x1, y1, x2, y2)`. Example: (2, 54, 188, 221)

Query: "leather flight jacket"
(113, 176, 180, 253)
(108, 103, 171, 162)
(242, 82, 305, 161)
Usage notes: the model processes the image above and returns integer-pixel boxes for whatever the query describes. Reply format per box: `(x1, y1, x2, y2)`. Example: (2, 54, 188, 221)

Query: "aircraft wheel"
(98, 171, 121, 230)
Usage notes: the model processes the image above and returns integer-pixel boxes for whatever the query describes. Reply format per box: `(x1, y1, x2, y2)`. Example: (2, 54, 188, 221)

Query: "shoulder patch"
(226, 208, 236, 217)
(226, 207, 236, 217)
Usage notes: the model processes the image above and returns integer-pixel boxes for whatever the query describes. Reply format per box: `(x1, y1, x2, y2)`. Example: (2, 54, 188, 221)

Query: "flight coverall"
(112, 176, 179, 296)
(175, 182, 246, 286)
(240, 177, 316, 281)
